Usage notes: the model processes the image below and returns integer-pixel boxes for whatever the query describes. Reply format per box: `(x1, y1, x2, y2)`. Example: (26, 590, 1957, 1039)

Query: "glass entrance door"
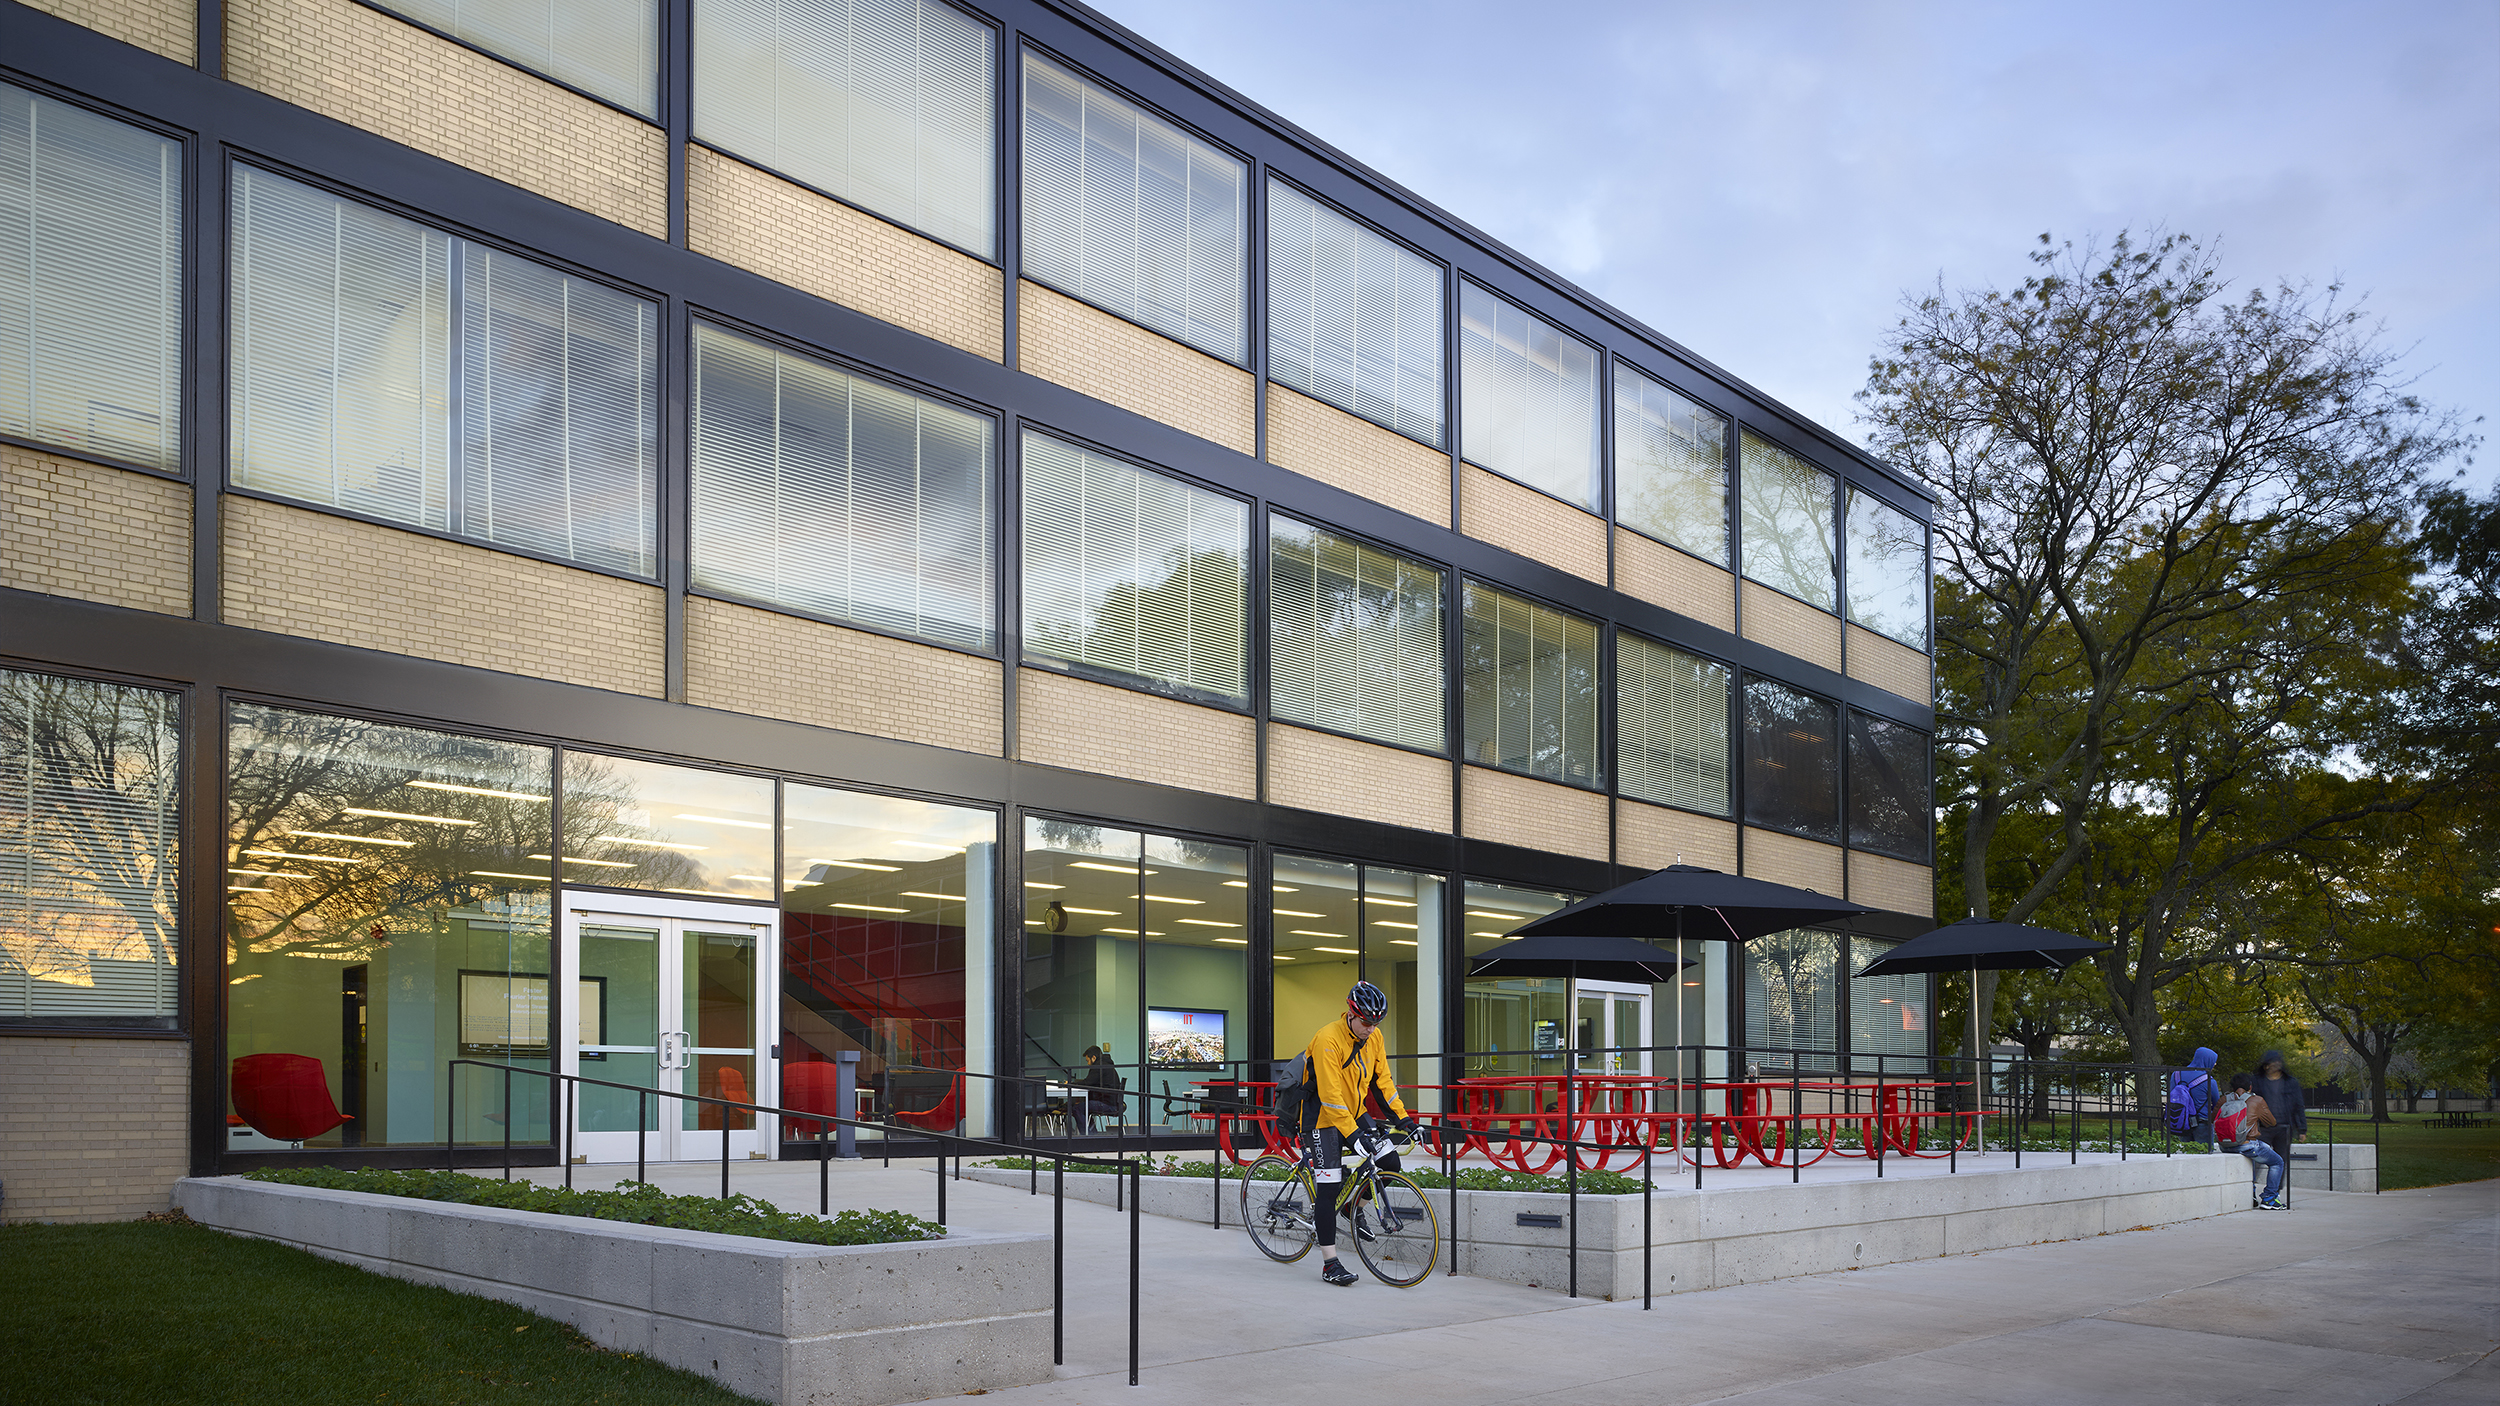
(562, 895, 776, 1163)
(1572, 980, 1651, 1076)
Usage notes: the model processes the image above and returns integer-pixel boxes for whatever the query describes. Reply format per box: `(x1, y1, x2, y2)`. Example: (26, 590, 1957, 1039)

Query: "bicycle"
(1241, 1126, 1442, 1286)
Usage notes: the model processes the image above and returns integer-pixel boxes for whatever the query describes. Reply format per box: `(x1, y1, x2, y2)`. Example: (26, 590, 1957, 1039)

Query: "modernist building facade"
(0, 0, 1939, 1219)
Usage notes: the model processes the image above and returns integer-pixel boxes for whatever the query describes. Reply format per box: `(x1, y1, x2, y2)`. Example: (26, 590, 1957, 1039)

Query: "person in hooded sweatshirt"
(2251, 1049, 2307, 1165)
(2176, 1047, 2222, 1147)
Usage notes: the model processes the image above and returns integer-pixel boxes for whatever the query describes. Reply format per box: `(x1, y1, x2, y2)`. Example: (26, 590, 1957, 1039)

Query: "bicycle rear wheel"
(1241, 1154, 1316, 1263)
(1351, 1170, 1440, 1287)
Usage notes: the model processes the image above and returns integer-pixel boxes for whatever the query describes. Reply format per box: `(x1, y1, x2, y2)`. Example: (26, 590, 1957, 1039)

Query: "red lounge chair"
(782, 1061, 842, 1138)
(229, 1053, 351, 1142)
(890, 1074, 963, 1133)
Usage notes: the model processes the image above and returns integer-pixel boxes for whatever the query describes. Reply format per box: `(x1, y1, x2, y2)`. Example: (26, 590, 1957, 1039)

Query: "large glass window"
(1738, 431, 1835, 610)
(1271, 856, 1445, 1098)
(1459, 283, 1599, 510)
(1849, 937, 1926, 1062)
(0, 84, 180, 473)
(1617, 635, 1730, 815)
(1020, 819, 1248, 1133)
(557, 754, 775, 900)
(1846, 486, 1929, 650)
(1021, 432, 1248, 703)
(1265, 180, 1442, 446)
(385, 0, 657, 116)
(1268, 517, 1444, 752)
(1022, 55, 1246, 363)
(782, 787, 996, 1137)
(691, 323, 994, 650)
(0, 670, 178, 1026)
(1461, 582, 1599, 787)
(1745, 927, 1837, 1071)
(1743, 678, 1838, 842)
(696, 0, 994, 255)
(226, 705, 555, 1148)
(1614, 365, 1728, 564)
(1459, 881, 1576, 1089)
(1847, 711, 1931, 862)
(230, 167, 659, 577)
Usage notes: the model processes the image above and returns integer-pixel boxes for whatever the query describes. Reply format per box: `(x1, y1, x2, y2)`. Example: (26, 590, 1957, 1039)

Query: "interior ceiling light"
(1272, 954, 1296, 961)
(537, 854, 633, 868)
(342, 808, 475, 826)
(1139, 894, 1203, 905)
(1070, 861, 1154, 875)
(1024, 881, 1065, 890)
(1222, 880, 1249, 888)
(1272, 908, 1325, 918)
(832, 903, 909, 913)
(408, 780, 548, 802)
(1312, 946, 1359, 955)
(1466, 910, 1528, 920)
(469, 871, 546, 881)
(1388, 939, 1418, 946)
(901, 891, 961, 902)
(1288, 930, 1346, 939)
(596, 837, 708, 850)
(1214, 937, 1248, 945)
(227, 884, 272, 892)
(823, 860, 900, 871)
(290, 831, 414, 847)
(1177, 919, 1240, 928)
(676, 813, 772, 829)
(243, 848, 360, 865)
(1366, 897, 1418, 908)
(1272, 885, 1299, 892)
(1371, 920, 1418, 929)
(1059, 906, 1117, 915)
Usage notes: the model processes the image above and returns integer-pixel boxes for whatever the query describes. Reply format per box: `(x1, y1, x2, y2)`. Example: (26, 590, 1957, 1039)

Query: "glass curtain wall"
(1267, 516, 1444, 751)
(1738, 431, 1835, 610)
(1459, 881, 1576, 1100)
(0, 670, 180, 1027)
(1743, 928, 1839, 1073)
(1613, 365, 1728, 563)
(1269, 857, 1445, 1111)
(1847, 711, 1932, 862)
(1020, 819, 1248, 1133)
(385, 0, 658, 116)
(1459, 283, 1599, 509)
(1845, 487, 1929, 650)
(1743, 678, 1839, 842)
(781, 788, 996, 1138)
(1461, 582, 1600, 786)
(226, 705, 556, 1148)
(1265, 179, 1442, 445)
(557, 754, 775, 900)
(0, 82, 182, 473)
(1848, 937, 1926, 1064)
(1616, 634, 1731, 814)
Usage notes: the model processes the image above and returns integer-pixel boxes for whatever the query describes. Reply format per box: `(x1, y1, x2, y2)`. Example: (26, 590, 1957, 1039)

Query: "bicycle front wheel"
(1352, 1170, 1441, 1287)
(1241, 1154, 1316, 1263)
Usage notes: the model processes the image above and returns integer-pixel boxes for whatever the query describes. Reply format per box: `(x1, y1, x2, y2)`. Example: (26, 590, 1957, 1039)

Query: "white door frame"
(561, 892, 779, 1164)
(1571, 978, 1653, 1077)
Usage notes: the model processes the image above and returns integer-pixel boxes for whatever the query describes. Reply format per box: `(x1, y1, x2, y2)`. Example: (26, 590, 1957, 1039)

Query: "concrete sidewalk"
(531, 1160, 2493, 1404)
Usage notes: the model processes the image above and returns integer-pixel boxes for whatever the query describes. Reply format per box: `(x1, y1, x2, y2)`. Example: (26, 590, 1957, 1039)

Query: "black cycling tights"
(1309, 1127, 1399, 1250)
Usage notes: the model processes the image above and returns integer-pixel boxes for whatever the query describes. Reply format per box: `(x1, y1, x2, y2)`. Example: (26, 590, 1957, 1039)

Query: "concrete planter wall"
(175, 1177, 1051, 1406)
(962, 1153, 2249, 1302)
(2284, 1141, 2377, 1193)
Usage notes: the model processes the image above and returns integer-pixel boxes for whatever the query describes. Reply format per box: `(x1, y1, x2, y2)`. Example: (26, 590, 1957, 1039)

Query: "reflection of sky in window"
(560, 753, 773, 899)
(1460, 880, 1577, 960)
(781, 786, 996, 925)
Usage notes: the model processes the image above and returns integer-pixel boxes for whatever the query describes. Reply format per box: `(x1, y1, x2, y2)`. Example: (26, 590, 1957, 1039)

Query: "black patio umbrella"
(1466, 933, 1697, 985)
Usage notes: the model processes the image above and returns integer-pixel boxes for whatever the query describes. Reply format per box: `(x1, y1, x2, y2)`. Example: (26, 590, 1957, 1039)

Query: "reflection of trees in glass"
(1743, 679, 1839, 841)
(1269, 519, 1443, 751)
(1615, 367, 1728, 563)
(1747, 929, 1838, 1064)
(553, 753, 709, 892)
(1462, 584, 1599, 784)
(1847, 712, 1931, 861)
(0, 671, 178, 1013)
(1739, 433, 1835, 608)
(1845, 488, 1928, 648)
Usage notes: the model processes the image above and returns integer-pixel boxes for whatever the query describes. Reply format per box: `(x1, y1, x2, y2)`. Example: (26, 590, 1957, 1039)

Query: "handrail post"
(1052, 1158, 1065, 1365)
(1874, 1067, 1885, 1178)
(722, 1100, 731, 1202)
(1128, 1160, 1141, 1387)
(820, 1122, 830, 1217)
(502, 1067, 514, 1181)
(937, 1138, 948, 1226)
(1642, 1133, 1653, 1309)
(637, 1089, 647, 1186)
(1793, 1074, 1802, 1184)
(1566, 1139, 1579, 1300)
(564, 1079, 575, 1190)
(447, 1068, 457, 1172)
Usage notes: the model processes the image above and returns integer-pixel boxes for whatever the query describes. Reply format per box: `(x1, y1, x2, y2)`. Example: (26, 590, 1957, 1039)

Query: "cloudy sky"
(1095, 0, 2499, 492)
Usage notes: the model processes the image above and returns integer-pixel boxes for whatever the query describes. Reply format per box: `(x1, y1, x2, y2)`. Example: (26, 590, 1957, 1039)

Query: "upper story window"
(385, 0, 658, 117)
(230, 167, 659, 577)
(1021, 432, 1248, 704)
(1616, 634, 1731, 816)
(1614, 365, 1728, 565)
(690, 323, 995, 651)
(1738, 430, 1835, 610)
(1022, 54, 1247, 363)
(696, 0, 995, 256)
(0, 84, 180, 474)
(1461, 582, 1599, 787)
(1847, 711, 1931, 862)
(1266, 180, 1443, 447)
(1269, 516, 1445, 752)
(1459, 283, 1600, 511)
(1845, 487, 1929, 650)
(1743, 676, 1838, 842)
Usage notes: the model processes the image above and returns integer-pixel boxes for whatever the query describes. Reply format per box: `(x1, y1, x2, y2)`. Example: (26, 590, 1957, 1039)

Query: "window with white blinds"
(1460, 282, 1600, 510)
(1745, 928, 1837, 1070)
(690, 323, 994, 650)
(1461, 582, 1600, 786)
(1021, 432, 1248, 702)
(231, 167, 659, 576)
(1846, 486, 1929, 649)
(696, 0, 994, 255)
(1616, 634, 1730, 814)
(1615, 365, 1728, 563)
(1266, 180, 1443, 447)
(0, 83, 181, 474)
(1849, 938, 1926, 1060)
(1739, 431, 1835, 609)
(0, 670, 179, 1026)
(1269, 517, 1444, 752)
(1022, 54, 1246, 363)
(383, 0, 658, 116)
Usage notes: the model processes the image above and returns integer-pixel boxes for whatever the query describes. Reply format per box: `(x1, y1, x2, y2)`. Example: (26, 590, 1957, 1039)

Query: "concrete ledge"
(2283, 1141, 2378, 1193)
(175, 1177, 1052, 1405)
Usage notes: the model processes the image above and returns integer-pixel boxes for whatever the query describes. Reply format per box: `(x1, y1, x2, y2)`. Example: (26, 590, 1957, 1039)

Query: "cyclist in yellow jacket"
(1303, 980, 1417, 1286)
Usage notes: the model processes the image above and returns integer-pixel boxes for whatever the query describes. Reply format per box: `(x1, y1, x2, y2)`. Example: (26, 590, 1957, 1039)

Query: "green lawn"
(0, 1214, 760, 1406)
(2302, 1110, 2500, 1190)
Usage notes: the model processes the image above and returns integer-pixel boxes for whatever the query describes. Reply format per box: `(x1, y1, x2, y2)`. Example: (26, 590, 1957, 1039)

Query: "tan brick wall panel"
(1017, 668, 1255, 799)
(3, 448, 191, 616)
(0, 1036, 188, 1223)
(225, 0, 667, 237)
(1742, 827, 1846, 896)
(1460, 466, 1607, 585)
(1847, 623, 1932, 706)
(1265, 386, 1450, 527)
(1461, 765, 1608, 861)
(1742, 580, 1843, 673)
(1266, 723, 1451, 833)
(1615, 528, 1734, 633)
(22, 0, 194, 62)
(1615, 798, 1739, 873)
(1016, 281, 1255, 455)
(223, 496, 665, 695)
(688, 147, 1003, 363)
(1850, 850, 1935, 918)
(685, 597, 1002, 755)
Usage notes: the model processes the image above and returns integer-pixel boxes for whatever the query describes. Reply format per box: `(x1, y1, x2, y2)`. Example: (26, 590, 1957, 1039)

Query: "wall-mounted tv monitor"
(1147, 1007, 1227, 1069)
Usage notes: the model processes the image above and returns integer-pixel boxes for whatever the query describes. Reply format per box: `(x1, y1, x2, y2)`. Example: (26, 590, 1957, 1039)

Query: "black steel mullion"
(664, 0, 691, 248)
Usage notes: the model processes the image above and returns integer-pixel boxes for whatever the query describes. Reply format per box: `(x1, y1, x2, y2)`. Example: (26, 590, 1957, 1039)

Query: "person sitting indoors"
(2216, 1073, 2286, 1209)
(1081, 1044, 1125, 1134)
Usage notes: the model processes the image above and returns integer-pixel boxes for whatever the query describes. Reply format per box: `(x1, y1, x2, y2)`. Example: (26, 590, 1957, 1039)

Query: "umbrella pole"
(1674, 910, 1685, 1147)
(1971, 957, 1984, 1156)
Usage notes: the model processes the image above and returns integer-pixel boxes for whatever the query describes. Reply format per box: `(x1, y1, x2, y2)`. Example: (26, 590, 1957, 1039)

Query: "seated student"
(2216, 1073, 2286, 1209)
(1080, 1045, 1125, 1133)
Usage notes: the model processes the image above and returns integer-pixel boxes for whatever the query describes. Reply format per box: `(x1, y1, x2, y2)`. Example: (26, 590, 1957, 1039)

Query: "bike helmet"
(1347, 980, 1388, 1020)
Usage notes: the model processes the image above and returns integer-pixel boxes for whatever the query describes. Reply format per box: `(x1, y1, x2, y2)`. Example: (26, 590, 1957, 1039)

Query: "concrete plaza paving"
(528, 1158, 2495, 1405)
